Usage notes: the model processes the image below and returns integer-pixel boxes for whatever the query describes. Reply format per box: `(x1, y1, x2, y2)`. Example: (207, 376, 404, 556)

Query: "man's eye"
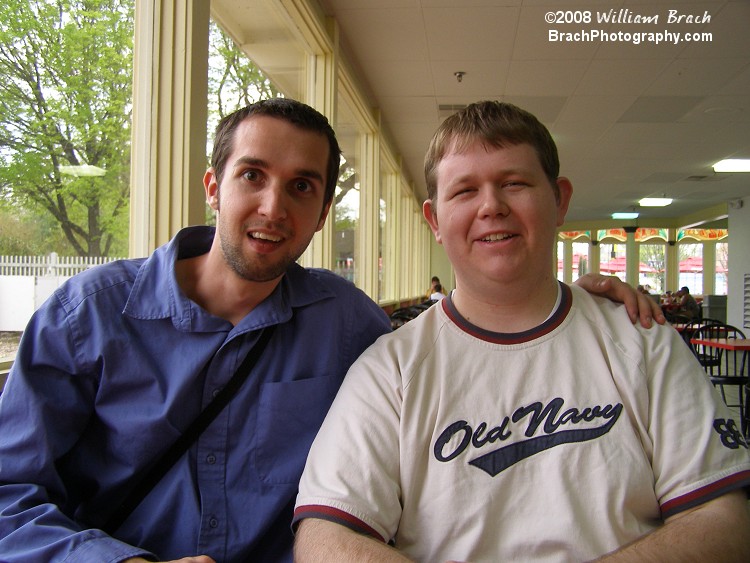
(294, 180, 313, 193)
(242, 170, 260, 182)
(454, 188, 476, 199)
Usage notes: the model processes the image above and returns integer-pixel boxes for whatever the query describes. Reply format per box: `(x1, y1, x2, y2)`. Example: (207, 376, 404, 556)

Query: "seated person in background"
(293, 101, 750, 562)
(661, 289, 678, 317)
(429, 283, 447, 301)
(425, 275, 441, 300)
(675, 285, 701, 319)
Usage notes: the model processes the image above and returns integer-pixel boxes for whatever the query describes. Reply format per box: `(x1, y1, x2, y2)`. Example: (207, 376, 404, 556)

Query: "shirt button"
(212, 388, 221, 398)
(209, 517, 219, 528)
(206, 454, 216, 464)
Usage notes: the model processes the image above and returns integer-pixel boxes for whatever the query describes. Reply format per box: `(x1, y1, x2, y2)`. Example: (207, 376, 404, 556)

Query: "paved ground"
(0, 332, 22, 359)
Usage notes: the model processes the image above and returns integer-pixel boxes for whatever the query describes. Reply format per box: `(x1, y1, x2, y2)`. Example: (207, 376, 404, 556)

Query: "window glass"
(572, 241, 589, 282)
(379, 184, 389, 301)
(715, 242, 728, 295)
(639, 243, 665, 294)
(600, 243, 626, 279)
(333, 98, 361, 283)
(678, 243, 703, 294)
(0, 0, 135, 258)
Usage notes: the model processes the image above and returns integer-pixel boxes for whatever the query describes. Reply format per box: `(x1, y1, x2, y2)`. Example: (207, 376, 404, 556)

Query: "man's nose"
(478, 186, 510, 217)
(257, 185, 288, 221)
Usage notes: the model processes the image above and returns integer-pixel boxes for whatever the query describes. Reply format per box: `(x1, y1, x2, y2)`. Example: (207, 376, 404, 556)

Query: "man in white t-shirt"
(293, 101, 750, 562)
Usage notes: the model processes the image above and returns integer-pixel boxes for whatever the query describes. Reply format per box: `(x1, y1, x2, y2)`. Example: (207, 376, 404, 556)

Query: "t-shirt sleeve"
(641, 325, 750, 517)
(293, 340, 403, 543)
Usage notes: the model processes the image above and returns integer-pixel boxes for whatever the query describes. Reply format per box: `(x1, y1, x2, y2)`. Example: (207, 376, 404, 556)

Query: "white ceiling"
(218, 0, 750, 227)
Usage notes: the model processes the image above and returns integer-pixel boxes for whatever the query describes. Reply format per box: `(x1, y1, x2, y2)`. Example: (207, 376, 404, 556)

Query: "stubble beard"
(219, 223, 305, 283)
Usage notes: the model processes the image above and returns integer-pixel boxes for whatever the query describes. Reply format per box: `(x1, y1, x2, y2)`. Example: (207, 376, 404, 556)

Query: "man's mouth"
(479, 233, 515, 242)
(249, 231, 283, 242)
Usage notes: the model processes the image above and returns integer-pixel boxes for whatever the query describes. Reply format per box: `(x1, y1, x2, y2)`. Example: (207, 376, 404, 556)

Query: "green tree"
(0, 0, 133, 257)
(334, 166, 359, 232)
(640, 243, 666, 293)
(207, 21, 280, 135)
(0, 208, 70, 255)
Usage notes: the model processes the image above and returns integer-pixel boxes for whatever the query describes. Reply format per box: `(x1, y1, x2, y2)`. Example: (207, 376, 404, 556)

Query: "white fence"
(0, 253, 120, 277)
(0, 254, 122, 331)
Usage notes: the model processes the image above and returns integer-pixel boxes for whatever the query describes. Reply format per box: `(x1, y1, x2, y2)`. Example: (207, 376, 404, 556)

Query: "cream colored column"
(382, 171, 398, 303)
(625, 227, 638, 286)
(552, 236, 558, 277)
(702, 240, 716, 295)
(401, 192, 415, 300)
(129, 0, 209, 257)
(666, 229, 679, 291)
(357, 132, 380, 297)
(393, 183, 405, 305)
(299, 20, 337, 270)
(563, 238, 573, 283)
(590, 237, 601, 274)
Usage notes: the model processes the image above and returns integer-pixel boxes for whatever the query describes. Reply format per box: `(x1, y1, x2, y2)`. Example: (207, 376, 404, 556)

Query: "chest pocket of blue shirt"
(255, 374, 342, 484)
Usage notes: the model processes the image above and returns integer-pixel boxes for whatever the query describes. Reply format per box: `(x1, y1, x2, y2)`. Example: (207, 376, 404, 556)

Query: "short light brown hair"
(424, 101, 560, 204)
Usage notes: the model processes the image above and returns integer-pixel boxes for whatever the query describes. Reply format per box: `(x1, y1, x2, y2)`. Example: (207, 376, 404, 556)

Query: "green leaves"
(0, 3, 282, 257)
(0, 0, 133, 257)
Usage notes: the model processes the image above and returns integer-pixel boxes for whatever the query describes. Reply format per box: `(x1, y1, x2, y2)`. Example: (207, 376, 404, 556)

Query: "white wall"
(727, 197, 750, 330)
(0, 276, 67, 331)
(0, 277, 36, 331)
(428, 236, 454, 295)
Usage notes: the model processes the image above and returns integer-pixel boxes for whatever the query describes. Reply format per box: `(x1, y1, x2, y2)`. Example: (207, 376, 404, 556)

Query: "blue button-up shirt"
(0, 226, 391, 562)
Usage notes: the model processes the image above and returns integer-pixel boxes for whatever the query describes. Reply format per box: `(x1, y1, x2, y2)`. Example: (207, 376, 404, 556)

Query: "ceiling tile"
(618, 96, 704, 122)
(575, 59, 672, 96)
(422, 7, 518, 61)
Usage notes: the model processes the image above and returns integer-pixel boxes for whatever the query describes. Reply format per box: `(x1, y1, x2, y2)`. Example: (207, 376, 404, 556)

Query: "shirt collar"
(124, 225, 336, 333)
(441, 281, 572, 344)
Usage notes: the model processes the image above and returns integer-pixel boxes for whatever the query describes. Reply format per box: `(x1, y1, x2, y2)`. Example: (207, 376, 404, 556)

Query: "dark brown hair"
(211, 98, 341, 206)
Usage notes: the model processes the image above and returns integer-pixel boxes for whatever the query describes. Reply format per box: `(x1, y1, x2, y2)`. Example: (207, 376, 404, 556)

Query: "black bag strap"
(103, 326, 276, 534)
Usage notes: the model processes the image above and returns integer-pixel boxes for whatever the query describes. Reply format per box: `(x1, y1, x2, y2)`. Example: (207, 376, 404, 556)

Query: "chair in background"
(389, 300, 436, 330)
(669, 314, 693, 347)
(691, 324, 748, 433)
(699, 318, 727, 327)
(670, 314, 692, 325)
(681, 318, 720, 350)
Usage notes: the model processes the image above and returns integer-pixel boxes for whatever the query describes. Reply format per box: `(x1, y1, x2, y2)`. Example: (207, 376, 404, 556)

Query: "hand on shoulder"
(574, 274, 665, 328)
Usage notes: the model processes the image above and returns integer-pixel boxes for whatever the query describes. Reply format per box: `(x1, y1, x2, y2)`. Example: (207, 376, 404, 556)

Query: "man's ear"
(316, 200, 333, 232)
(422, 199, 442, 244)
(204, 168, 220, 211)
(555, 177, 573, 227)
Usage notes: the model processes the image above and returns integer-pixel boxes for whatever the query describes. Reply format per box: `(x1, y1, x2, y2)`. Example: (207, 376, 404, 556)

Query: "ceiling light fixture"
(612, 212, 639, 220)
(454, 71, 466, 83)
(713, 159, 750, 173)
(639, 197, 673, 207)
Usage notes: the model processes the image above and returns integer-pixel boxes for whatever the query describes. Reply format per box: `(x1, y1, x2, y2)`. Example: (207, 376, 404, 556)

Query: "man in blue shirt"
(0, 98, 661, 562)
